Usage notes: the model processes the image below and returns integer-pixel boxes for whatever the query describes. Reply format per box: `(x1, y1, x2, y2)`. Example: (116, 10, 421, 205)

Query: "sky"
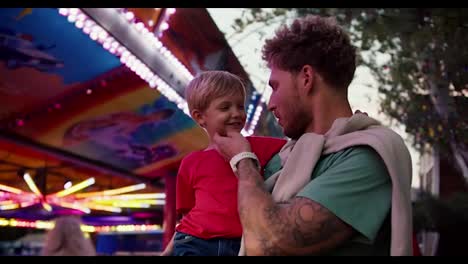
(207, 8, 421, 187)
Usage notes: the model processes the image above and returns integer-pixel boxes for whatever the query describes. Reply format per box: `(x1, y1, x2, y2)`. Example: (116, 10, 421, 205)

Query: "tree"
(232, 8, 468, 183)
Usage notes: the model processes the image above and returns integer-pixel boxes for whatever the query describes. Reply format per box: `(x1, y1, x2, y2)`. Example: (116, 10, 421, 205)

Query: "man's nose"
(267, 99, 275, 112)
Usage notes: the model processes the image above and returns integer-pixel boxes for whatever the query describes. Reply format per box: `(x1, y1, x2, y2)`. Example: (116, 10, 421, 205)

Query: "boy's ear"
(191, 109, 205, 128)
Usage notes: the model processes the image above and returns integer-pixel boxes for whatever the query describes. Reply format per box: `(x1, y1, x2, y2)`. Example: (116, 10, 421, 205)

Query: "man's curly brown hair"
(262, 15, 356, 90)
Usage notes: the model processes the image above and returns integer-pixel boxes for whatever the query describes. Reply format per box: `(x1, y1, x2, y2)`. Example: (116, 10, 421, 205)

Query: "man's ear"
(300, 65, 315, 95)
(191, 109, 205, 128)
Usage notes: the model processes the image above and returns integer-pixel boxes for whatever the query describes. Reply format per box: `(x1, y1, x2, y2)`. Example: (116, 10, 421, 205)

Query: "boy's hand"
(213, 131, 251, 161)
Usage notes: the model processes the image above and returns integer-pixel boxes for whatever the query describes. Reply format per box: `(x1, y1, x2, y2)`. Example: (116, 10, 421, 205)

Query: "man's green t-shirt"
(264, 146, 392, 255)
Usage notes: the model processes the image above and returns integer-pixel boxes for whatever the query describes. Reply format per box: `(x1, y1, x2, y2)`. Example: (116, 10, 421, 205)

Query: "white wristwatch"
(229, 152, 260, 173)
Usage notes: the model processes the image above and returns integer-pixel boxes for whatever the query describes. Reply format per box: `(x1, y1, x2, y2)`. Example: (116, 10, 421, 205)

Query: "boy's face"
(197, 93, 246, 138)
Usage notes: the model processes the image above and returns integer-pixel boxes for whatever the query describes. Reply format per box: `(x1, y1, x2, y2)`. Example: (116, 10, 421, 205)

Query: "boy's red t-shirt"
(175, 136, 287, 239)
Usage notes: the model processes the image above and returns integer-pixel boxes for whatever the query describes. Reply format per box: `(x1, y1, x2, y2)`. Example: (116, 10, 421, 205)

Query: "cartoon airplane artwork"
(63, 108, 178, 166)
(0, 27, 64, 72)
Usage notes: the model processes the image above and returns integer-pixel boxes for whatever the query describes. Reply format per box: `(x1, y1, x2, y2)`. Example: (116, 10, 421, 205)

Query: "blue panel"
(0, 8, 120, 84)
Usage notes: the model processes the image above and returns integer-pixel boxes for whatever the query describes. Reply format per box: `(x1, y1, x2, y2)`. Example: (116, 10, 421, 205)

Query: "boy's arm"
(160, 231, 176, 256)
(159, 220, 182, 256)
(162, 155, 193, 256)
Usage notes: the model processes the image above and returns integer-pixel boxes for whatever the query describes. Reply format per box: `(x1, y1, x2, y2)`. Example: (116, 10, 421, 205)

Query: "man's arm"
(213, 131, 355, 255)
(236, 159, 355, 256)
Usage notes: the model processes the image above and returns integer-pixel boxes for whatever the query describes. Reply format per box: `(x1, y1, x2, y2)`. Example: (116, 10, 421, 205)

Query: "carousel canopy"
(0, 8, 269, 230)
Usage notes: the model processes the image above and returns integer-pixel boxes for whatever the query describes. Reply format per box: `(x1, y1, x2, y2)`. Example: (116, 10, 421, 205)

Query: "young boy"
(161, 71, 286, 256)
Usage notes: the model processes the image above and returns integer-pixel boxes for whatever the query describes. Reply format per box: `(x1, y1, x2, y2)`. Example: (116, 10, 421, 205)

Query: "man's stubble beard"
(283, 96, 310, 140)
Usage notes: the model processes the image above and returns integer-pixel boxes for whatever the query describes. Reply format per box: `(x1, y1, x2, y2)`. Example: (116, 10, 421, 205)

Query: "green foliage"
(233, 8, 468, 154)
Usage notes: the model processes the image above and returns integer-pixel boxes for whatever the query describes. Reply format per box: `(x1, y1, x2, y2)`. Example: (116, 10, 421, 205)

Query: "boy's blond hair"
(185, 71, 246, 115)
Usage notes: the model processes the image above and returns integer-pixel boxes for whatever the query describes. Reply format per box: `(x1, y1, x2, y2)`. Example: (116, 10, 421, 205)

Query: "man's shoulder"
(351, 145, 382, 156)
(327, 145, 381, 161)
(366, 125, 410, 153)
(316, 146, 388, 177)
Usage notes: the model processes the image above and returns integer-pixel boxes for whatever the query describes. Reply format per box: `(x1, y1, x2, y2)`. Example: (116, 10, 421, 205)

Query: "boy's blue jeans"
(172, 231, 241, 256)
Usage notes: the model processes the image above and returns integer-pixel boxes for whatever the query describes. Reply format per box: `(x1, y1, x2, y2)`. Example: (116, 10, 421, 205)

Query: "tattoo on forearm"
(291, 198, 343, 246)
(236, 159, 265, 188)
(236, 160, 269, 230)
(257, 235, 288, 255)
(236, 161, 352, 255)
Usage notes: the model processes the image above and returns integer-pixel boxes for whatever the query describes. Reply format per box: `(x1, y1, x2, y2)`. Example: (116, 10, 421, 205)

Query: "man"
(213, 15, 413, 256)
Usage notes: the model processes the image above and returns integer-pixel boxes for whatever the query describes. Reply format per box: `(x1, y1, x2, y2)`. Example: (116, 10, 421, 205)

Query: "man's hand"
(213, 131, 251, 161)
(354, 110, 368, 116)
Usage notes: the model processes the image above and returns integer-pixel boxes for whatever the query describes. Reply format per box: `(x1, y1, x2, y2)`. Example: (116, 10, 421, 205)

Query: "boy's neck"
(205, 143, 216, 151)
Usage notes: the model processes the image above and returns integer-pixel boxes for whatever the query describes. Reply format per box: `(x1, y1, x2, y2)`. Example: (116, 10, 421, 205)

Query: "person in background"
(41, 215, 96, 256)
